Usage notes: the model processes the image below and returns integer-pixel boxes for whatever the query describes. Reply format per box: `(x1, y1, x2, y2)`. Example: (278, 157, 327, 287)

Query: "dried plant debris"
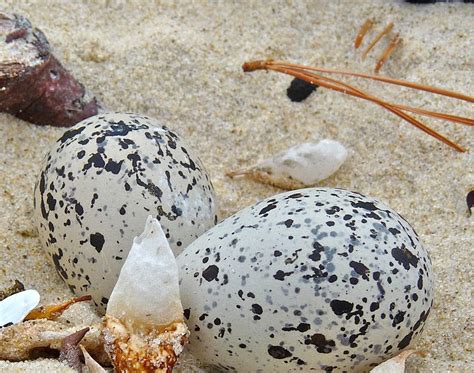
(228, 140, 348, 190)
(242, 60, 473, 152)
(467, 190, 474, 216)
(103, 216, 189, 372)
(287, 77, 317, 102)
(370, 350, 425, 372)
(354, 19, 374, 48)
(0, 319, 108, 365)
(59, 327, 89, 372)
(354, 19, 401, 73)
(0, 280, 25, 301)
(0, 12, 100, 126)
(0, 289, 40, 328)
(25, 295, 92, 321)
(80, 345, 107, 373)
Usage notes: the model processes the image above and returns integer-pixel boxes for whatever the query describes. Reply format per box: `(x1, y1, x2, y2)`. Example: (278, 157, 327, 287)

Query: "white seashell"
(0, 289, 40, 327)
(107, 215, 184, 329)
(229, 139, 348, 189)
(103, 216, 189, 372)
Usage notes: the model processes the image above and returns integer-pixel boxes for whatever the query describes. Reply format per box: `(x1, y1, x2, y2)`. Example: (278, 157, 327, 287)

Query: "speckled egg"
(34, 112, 217, 312)
(177, 188, 433, 372)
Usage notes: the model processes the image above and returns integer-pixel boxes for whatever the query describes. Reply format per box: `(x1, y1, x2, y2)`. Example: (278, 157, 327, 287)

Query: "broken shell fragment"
(0, 289, 40, 328)
(370, 350, 425, 372)
(80, 345, 107, 373)
(103, 216, 189, 372)
(228, 139, 348, 189)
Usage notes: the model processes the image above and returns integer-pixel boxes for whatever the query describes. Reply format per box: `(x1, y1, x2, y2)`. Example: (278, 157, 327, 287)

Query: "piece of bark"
(0, 12, 99, 126)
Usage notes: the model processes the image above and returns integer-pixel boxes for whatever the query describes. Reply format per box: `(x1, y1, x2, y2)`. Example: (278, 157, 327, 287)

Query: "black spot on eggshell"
(391, 245, 419, 270)
(268, 345, 292, 359)
(202, 265, 219, 281)
(58, 126, 85, 144)
(305, 333, 336, 354)
(330, 299, 354, 316)
(90, 232, 105, 253)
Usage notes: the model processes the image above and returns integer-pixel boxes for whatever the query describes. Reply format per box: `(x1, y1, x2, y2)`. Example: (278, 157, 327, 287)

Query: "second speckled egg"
(177, 188, 433, 372)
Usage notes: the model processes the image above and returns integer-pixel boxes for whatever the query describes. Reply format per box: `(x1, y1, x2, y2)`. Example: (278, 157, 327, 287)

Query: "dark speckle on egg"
(178, 187, 434, 372)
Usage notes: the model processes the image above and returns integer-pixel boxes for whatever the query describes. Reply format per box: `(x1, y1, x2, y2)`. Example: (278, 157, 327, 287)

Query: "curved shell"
(177, 188, 433, 372)
(34, 112, 217, 312)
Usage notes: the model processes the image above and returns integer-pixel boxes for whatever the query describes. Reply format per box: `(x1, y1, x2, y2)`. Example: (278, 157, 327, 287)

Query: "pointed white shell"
(0, 290, 40, 327)
(106, 216, 183, 329)
(257, 139, 348, 185)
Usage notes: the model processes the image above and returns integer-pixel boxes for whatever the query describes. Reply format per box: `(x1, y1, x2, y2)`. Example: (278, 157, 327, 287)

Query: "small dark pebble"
(287, 78, 317, 102)
(467, 190, 474, 216)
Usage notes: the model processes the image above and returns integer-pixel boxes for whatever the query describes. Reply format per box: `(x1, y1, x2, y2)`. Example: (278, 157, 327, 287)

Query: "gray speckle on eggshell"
(33, 112, 217, 313)
(177, 188, 433, 372)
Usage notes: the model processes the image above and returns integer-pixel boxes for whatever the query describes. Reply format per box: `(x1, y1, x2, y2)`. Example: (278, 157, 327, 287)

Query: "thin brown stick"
(375, 33, 401, 73)
(283, 64, 474, 126)
(363, 22, 393, 58)
(271, 61, 474, 103)
(268, 65, 465, 152)
(243, 60, 468, 152)
(355, 19, 374, 49)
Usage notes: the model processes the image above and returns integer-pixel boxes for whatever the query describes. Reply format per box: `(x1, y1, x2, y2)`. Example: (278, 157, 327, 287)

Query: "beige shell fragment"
(370, 350, 425, 372)
(103, 216, 189, 372)
(228, 140, 348, 190)
(80, 345, 107, 373)
(0, 319, 108, 365)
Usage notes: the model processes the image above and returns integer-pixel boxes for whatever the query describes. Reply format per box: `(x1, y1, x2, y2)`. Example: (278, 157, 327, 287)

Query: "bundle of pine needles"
(242, 60, 473, 152)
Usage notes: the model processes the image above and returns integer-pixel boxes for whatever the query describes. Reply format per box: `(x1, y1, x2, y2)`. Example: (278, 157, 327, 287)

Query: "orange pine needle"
(281, 65, 473, 126)
(242, 60, 472, 152)
(355, 19, 374, 49)
(362, 22, 394, 58)
(375, 33, 401, 73)
(274, 61, 474, 103)
(272, 65, 465, 152)
(25, 295, 92, 321)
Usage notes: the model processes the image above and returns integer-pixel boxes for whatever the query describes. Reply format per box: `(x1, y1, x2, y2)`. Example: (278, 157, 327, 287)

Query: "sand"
(0, 0, 472, 371)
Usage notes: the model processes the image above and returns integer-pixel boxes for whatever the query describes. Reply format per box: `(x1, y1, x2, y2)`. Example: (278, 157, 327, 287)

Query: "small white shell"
(107, 216, 183, 329)
(0, 290, 40, 327)
(258, 140, 348, 185)
(230, 139, 348, 189)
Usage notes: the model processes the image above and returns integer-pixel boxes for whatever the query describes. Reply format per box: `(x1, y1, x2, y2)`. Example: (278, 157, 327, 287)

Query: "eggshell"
(34, 112, 217, 312)
(177, 188, 433, 372)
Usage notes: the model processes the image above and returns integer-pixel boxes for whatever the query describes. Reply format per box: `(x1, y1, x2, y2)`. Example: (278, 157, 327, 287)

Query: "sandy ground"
(0, 0, 472, 371)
